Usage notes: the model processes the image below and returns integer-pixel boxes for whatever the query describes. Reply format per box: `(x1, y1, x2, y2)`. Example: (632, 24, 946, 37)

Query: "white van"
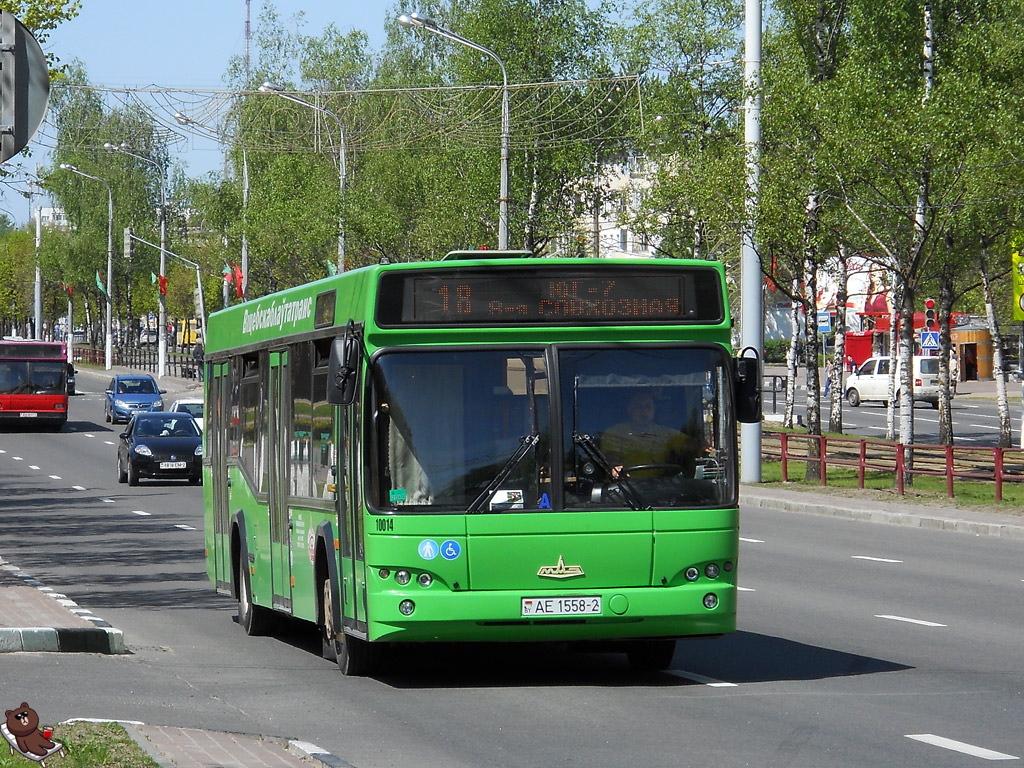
(844, 355, 948, 408)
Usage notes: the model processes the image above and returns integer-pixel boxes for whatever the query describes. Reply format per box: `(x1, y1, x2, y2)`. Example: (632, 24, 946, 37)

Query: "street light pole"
(259, 82, 346, 272)
(104, 142, 168, 379)
(398, 12, 510, 249)
(59, 163, 113, 370)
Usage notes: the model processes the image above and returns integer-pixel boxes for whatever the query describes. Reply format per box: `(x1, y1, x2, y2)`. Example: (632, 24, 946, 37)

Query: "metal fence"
(72, 346, 201, 380)
(763, 430, 1024, 502)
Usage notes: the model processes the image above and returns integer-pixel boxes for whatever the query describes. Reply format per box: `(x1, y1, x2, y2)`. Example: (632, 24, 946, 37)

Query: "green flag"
(151, 272, 157, 284)
(326, 260, 338, 276)
(96, 270, 106, 295)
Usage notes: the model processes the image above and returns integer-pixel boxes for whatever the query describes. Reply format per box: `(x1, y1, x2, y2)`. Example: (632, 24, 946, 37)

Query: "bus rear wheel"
(626, 639, 676, 671)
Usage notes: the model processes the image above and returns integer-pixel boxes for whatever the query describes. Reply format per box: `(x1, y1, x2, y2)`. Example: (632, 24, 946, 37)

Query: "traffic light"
(925, 298, 936, 330)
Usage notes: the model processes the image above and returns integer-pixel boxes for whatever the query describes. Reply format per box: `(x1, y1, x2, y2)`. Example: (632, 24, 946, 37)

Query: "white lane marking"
(876, 614, 946, 627)
(104, 440, 114, 445)
(174, 524, 196, 530)
(906, 734, 1019, 760)
(132, 510, 151, 516)
(852, 555, 903, 563)
(100, 498, 115, 503)
(970, 424, 996, 429)
(739, 537, 764, 543)
(84, 433, 94, 438)
(71, 485, 86, 491)
(958, 436, 982, 442)
(665, 670, 738, 687)
(49, 475, 61, 480)
(737, 586, 756, 592)
(28, 465, 39, 470)
(0, 449, 5, 453)
(12, 456, 23, 461)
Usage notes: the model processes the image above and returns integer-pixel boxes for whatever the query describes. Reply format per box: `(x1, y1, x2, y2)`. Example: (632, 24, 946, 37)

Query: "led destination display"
(377, 267, 724, 326)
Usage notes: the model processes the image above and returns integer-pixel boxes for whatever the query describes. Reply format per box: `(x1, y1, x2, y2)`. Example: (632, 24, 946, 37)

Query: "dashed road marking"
(852, 555, 903, 563)
(906, 734, 1018, 760)
(174, 524, 196, 530)
(665, 670, 738, 687)
(49, 474, 61, 480)
(876, 614, 946, 627)
(100, 498, 115, 503)
(737, 586, 756, 592)
(739, 537, 764, 543)
(132, 510, 151, 516)
(72, 485, 86, 491)
(28, 465, 39, 470)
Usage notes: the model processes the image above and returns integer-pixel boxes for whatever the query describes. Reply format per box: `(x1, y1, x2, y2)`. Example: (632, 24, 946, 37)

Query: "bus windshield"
(0, 360, 67, 395)
(369, 346, 735, 513)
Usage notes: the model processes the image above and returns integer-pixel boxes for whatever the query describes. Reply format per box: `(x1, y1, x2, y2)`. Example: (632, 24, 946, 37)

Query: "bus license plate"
(521, 596, 601, 617)
(19, 412, 38, 418)
(160, 461, 187, 469)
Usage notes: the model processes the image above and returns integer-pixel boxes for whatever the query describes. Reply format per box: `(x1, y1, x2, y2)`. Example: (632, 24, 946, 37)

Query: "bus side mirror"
(328, 322, 362, 406)
(734, 348, 761, 424)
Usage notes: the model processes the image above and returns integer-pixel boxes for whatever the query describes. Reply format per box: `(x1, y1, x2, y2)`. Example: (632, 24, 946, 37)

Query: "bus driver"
(600, 390, 702, 478)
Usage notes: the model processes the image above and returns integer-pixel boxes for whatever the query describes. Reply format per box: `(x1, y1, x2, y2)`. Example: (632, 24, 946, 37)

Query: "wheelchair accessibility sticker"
(440, 540, 461, 560)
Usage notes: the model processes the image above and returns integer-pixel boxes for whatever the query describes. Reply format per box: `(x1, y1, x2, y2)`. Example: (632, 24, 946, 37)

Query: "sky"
(3, 0, 398, 223)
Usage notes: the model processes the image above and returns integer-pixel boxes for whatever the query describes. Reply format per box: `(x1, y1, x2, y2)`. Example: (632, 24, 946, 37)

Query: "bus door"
(338, 383, 367, 634)
(268, 350, 292, 611)
(209, 362, 231, 592)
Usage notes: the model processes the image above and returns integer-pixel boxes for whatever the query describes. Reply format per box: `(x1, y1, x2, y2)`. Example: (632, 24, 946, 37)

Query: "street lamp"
(398, 11, 510, 249)
(104, 142, 168, 378)
(59, 163, 113, 370)
(258, 82, 346, 273)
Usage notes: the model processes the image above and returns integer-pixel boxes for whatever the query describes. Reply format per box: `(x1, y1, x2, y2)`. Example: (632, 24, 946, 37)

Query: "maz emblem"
(537, 555, 584, 579)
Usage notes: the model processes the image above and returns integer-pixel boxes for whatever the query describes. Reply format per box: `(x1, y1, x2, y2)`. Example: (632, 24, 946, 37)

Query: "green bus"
(202, 252, 760, 675)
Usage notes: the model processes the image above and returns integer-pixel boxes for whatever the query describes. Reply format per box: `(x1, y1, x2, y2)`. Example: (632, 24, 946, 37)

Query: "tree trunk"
(980, 246, 1012, 447)
(784, 277, 801, 428)
(828, 246, 848, 433)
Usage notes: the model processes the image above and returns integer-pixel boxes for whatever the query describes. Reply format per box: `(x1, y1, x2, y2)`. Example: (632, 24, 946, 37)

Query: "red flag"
(233, 264, 244, 298)
(158, 274, 167, 296)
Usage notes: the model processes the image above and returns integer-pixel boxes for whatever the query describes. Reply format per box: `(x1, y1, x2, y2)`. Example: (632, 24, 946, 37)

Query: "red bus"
(0, 339, 71, 428)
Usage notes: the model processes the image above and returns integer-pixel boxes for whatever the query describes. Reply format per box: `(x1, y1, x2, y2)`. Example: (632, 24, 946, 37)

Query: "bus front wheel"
(238, 563, 272, 636)
(626, 639, 676, 671)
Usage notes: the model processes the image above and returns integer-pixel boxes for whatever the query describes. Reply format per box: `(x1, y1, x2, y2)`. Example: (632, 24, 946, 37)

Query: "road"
(764, 381, 1023, 446)
(0, 367, 1020, 767)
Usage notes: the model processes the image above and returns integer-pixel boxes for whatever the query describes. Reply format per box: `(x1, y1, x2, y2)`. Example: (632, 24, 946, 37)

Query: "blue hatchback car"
(104, 374, 166, 424)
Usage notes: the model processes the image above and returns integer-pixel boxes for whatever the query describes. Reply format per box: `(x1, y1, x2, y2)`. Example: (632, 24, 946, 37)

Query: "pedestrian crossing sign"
(921, 331, 939, 350)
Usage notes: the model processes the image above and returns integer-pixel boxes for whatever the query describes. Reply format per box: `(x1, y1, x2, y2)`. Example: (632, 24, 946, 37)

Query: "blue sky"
(3, 1, 397, 223)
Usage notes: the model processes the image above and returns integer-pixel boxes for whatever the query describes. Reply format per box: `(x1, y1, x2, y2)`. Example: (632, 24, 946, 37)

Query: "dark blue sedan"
(104, 374, 166, 424)
(117, 412, 202, 486)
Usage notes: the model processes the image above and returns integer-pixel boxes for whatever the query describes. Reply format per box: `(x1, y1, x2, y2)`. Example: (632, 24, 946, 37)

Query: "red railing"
(763, 430, 1024, 501)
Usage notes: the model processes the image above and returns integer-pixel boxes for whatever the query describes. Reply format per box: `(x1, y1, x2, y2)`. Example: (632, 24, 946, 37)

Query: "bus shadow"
(313, 631, 910, 689)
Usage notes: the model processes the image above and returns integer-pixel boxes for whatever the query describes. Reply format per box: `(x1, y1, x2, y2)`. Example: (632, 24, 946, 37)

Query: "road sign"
(921, 331, 939, 350)
(0, 12, 50, 163)
(817, 311, 832, 333)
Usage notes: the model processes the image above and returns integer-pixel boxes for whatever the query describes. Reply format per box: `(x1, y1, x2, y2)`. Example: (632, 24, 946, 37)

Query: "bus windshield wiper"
(572, 431, 651, 511)
(468, 434, 540, 513)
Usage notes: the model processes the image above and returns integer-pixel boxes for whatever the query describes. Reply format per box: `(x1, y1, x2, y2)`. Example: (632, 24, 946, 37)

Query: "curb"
(741, 491, 1024, 540)
(0, 626, 124, 654)
(0, 558, 125, 654)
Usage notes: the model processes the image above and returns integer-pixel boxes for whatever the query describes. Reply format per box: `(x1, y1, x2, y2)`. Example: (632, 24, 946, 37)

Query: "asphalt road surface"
(0, 368, 1020, 767)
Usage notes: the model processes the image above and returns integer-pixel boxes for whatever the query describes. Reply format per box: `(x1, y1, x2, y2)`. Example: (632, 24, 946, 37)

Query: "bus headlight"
(703, 593, 718, 609)
(399, 599, 415, 615)
(395, 570, 411, 586)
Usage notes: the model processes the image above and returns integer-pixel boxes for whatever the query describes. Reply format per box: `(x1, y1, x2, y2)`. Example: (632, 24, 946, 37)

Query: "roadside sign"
(817, 311, 832, 334)
(921, 330, 939, 350)
(0, 12, 50, 163)
(1013, 247, 1024, 321)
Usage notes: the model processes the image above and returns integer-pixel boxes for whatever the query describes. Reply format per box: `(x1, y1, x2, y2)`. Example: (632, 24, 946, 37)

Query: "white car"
(845, 355, 948, 409)
(169, 398, 204, 430)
